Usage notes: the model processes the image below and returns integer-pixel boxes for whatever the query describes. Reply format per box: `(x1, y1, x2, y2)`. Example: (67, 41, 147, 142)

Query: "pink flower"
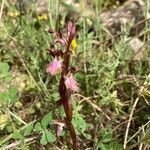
(65, 75, 79, 91)
(57, 125, 64, 136)
(46, 58, 62, 75)
(52, 120, 65, 136)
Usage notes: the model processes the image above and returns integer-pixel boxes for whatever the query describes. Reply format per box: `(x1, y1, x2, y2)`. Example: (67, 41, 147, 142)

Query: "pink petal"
(67, 21, 76, 43)
(46, 58, 62, 75)
(52, 120, 65, 137)
(56, 125, 63, 136)
(54, 38, 67, 46)
(65, 75, 79, 91)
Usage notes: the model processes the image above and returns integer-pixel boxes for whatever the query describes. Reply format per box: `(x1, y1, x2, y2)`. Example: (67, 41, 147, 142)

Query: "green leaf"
(6, 125, 13, 133)
(83, 133, 91, 140)
(101, 130, 113, 143)
(0, 62, 9, 73)
(72, 115, 87, 133)
(41, 111, 52, 129)
(19, 138, 25, 147)
(12, 131, 23, 140)
(4, 74, 12, 81)
(110, 142, 123, 150)
(23, 123, 33, 136)
(45, 131, 56, 143)
(0, 62, 11, 80)
(40, 132, 47, 145)
(0, 92, 10, 103)
(9, 87, 17, 100)
(59, 106, 65, 117)
(99, 142, 123, 150)
(100, 143, 109, 150)
(0, 87, 17, 104)
(51, 93, 60, 102)
(34, 122, 42, 131)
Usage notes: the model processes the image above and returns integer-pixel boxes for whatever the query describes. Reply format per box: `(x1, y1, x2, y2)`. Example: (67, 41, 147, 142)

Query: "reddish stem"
(59, 44, 77, 149)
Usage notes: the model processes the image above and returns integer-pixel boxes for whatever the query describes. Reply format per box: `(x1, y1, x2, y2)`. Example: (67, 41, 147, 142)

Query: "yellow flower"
(70, 39, 77, 55)
(8, 11, 20, 17)
(38, 14, 48, 20)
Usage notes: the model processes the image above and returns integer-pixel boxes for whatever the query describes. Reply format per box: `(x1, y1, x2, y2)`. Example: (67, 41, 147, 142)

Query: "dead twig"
(123, 74, 150, 149)
(126, 120, 150, 144)
(1, 135, 39, 150)
(123, 96, 140, 149)
(0, 0, 5, 21)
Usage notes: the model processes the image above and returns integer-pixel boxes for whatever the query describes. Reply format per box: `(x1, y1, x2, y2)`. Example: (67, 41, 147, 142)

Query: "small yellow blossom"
(37, 14, 48, 20)
(8, 11, 20, 17)
(70, 39, 77, 55)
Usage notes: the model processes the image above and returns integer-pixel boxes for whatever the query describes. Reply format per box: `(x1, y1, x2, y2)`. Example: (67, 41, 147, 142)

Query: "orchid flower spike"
(46, 58, 62, 75)
(65, 74, 79, 92)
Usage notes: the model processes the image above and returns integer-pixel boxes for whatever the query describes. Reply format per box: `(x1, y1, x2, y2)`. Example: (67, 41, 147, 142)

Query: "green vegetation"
(0, 0, 149, 149)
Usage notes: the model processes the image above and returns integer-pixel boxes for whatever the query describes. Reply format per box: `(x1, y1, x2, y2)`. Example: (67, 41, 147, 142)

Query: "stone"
(100, 0, 145, 36)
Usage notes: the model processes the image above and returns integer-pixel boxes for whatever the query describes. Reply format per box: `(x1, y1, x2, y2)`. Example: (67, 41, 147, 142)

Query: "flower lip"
(52, 120, 65, 136)
(64, 74, 79, 92)
(46, 58, 62, 75)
